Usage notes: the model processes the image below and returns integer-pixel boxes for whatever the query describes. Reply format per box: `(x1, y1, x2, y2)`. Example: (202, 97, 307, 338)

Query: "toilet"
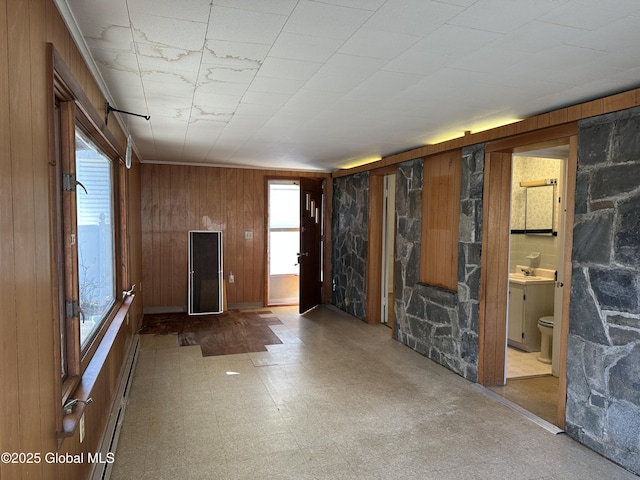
(537, 316, 554, 364)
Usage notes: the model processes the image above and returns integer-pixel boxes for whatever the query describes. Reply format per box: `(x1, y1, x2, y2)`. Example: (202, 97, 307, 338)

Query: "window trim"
(48, 44, 129, 437)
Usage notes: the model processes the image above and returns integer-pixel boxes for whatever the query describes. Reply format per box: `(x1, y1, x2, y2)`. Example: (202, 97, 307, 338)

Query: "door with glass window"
(267, 180, 300, 305)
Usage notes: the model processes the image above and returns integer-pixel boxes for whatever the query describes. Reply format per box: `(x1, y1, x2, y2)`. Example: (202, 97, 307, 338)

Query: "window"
(50, 47, 129, 420)
(75, 129, 117, 348)
(419, 150, 461, 291)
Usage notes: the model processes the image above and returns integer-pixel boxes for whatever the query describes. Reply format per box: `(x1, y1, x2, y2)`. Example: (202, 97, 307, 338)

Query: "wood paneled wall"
(141, 164, 329, 309)
(0, 1, 143, 479)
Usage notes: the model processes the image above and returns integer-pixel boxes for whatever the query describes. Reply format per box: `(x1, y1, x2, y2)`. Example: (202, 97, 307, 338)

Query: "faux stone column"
(566, 107, 640, 475)
(331, 172, 369, 320)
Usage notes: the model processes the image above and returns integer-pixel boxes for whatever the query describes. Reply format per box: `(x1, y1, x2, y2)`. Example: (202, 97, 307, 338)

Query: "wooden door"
(299, 178, 324, 313)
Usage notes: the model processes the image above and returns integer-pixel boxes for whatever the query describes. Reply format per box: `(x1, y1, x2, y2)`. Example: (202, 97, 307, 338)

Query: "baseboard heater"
(89, 335, 140, 480)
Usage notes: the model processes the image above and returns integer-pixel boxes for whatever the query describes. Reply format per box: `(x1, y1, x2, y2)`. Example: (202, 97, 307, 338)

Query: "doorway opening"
(267, 180, 300, 306)
(381, 173, 396, 328)
(479, 128, 578, 429)
(488, 143, 569, 425)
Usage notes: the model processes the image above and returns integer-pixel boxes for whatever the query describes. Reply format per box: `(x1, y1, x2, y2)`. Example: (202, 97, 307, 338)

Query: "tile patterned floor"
(109, 306, 637, 480)
(506, 346, 552, 379)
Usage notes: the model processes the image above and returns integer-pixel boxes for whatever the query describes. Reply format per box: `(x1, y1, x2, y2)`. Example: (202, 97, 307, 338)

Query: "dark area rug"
(139, 310, 283, 356)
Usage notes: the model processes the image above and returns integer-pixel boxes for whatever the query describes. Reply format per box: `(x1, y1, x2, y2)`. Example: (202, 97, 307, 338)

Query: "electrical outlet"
(244, 231, 253, 240)
(79, 414, 85, 443)
(228, 272, 235, 284)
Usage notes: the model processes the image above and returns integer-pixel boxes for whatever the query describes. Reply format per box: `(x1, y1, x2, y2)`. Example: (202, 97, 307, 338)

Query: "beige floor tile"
(110, 306, 637, 480)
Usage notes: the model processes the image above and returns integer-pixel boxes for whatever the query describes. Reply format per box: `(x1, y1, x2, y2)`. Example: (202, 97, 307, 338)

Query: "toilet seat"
(538, 316, 554, 328)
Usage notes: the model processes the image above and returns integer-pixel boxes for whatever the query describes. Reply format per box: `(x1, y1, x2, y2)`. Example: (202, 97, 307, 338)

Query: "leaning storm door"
(188, 231, 223, 315)
(299, 178, 324, 313)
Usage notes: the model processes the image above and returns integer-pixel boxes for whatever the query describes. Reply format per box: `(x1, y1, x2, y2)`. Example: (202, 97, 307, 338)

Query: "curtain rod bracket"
(105, 102, 150, 126)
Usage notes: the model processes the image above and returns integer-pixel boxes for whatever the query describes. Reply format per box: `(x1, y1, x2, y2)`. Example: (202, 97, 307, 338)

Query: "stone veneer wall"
(331, 172, 369, 320)
(566, 107, 640, 474)
(394, 145, 484, 382)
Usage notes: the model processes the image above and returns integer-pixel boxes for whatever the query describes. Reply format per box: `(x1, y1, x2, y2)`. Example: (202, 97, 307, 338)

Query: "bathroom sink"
(509, 272, 554, 284)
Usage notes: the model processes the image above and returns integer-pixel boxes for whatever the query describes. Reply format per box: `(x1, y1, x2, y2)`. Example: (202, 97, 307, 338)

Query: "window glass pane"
(269, 231, 300, 275)
(269, 184, 299, 228)
(75, 130, 116, 348)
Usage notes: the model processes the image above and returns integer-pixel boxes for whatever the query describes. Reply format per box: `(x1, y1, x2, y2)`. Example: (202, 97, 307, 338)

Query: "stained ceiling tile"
(61, 0, 640, 169)
(130, 12, 207, 51)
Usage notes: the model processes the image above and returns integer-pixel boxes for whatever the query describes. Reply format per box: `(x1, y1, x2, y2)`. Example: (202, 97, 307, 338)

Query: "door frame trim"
(478, 124, 578, 429)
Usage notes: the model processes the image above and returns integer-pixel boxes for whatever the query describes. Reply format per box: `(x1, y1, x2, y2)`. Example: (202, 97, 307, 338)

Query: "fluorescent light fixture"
(339, 156, 382, 170)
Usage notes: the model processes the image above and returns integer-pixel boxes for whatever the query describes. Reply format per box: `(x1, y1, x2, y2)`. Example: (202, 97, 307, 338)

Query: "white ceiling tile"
(269, 33, 343, 63)
(312, 0, 386, 11)
(302, 73, 365, 94)
(448, 0, 560, 34)
(343, 71, 425, 103)
(539, 0, 640, 30)
(566, 16, 640, 52)
(207, 6, 287, 44)
(491, 20, 587, 54)
(257, 57, 322, 81)
(338, 28, 420, 60)
(212, 0, 298, 16)
(280, 90, 342, 114)
(68, 0, 130, 37)
(234, 102, 282, 116)
(414, 24, 501, 55)
(130, 13, 207, 51)
(447, 46, 533, 74)
(383, 49, 447, 76)
(317, 54, 387, 81)
(241, 91, 292, 107)
(248, 76, 304, 95)
(283, 0, 372, 40)
(127, 0, 211, 22)
(364, 0, 463, 36)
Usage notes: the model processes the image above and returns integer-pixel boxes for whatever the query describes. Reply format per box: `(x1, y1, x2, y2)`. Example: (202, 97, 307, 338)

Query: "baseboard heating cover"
(90, 335, 140, 480)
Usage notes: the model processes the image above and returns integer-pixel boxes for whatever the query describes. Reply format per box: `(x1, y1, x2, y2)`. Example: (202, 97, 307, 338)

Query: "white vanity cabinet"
(507, 279, 554, 352)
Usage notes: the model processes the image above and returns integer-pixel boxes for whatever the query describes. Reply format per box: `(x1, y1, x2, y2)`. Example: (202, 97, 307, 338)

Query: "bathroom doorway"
(495, 144, 568, 425)
(479, 127, 578, 429)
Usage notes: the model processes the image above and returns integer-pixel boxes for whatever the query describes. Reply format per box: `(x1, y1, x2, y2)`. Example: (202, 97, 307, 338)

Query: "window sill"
(57, 295, 134, 441)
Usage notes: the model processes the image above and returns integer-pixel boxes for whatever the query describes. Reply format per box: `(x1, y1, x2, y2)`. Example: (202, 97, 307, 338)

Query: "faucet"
(63, 397, 93, 414)
(520, 267, 533, 276)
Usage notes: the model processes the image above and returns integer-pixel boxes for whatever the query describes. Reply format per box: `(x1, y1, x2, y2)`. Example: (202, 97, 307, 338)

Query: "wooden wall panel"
(366, 175, 384, 324)
(0, 1, 144, 479)
(478, 152, 512, 386)
(0, 0, 22, 477)
(141, 165, 329, 309)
